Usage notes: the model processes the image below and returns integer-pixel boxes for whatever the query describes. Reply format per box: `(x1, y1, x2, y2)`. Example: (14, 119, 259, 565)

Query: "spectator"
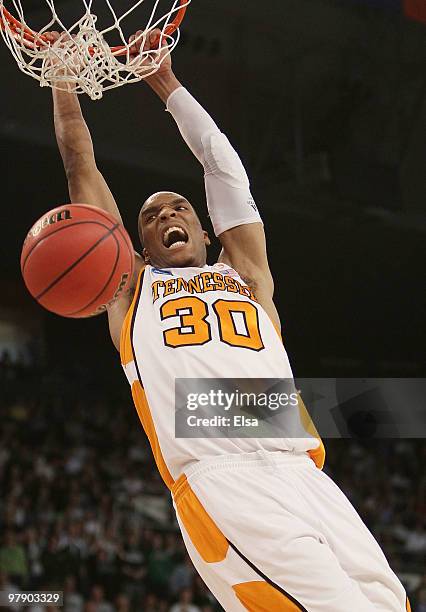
(118, 531, 146, 605)
(0, 530, 28, 587)
(25, 527, 43, 588)
(147, 533, 174, 596)
(63, 574, 84, 612)
(170, 588, 201, 612)
(405, 519, 426, 554)
(144, 592, 160, 612)
(169, 556, 197, 596)
(0, 570, 22, 611)
(86, 584, 114, 612)
(416, 584, 426, 612)
(114, 593, 131, 612)
(41, 535, 75, 585)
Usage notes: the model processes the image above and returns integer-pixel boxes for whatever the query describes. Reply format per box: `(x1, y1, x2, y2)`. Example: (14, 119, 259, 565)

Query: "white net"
(0, 0, 190, 99)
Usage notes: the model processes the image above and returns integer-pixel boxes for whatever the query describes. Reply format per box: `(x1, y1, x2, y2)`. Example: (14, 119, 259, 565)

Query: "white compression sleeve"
(166, 87, 262, 236)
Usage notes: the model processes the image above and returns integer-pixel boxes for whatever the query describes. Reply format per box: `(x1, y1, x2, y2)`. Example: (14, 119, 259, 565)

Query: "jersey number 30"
(160, 297, 264, 352)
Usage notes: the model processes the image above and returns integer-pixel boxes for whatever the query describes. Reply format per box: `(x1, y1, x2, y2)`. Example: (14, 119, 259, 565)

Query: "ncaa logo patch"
(213, 263, 239, 279)
(152, 268, 173, 276)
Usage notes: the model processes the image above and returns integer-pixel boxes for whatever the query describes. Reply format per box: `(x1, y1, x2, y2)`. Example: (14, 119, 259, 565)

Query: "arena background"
(0, 0, 425, 610)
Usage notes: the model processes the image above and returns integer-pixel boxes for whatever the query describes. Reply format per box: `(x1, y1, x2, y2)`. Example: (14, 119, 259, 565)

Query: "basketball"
(21, 204, 135, 318)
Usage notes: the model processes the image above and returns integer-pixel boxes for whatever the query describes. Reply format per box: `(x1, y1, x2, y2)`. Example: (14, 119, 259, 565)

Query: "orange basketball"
(21, 204, 135, 318)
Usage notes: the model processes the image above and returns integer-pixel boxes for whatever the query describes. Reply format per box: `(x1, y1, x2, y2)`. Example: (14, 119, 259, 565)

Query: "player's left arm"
(137, 31, 280, 328)
(216, 224, 280, 330)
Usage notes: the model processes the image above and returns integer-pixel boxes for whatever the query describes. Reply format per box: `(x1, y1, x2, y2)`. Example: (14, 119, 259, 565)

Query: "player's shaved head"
(142, 190, 186, 209)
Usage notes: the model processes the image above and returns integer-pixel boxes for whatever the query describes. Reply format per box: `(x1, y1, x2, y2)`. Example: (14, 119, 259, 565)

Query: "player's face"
(139, 192, 210, 268)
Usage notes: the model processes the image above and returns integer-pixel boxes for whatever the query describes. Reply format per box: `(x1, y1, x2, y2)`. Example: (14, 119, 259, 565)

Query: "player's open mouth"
(162, 226, 189, 250)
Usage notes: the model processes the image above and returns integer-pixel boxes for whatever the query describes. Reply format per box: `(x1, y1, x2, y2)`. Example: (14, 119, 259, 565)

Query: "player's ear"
(203, 231, 211, 247)
(142, 248, 151, 263)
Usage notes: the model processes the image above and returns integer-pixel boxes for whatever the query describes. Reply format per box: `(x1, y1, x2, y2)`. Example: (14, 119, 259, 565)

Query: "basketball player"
(48, 29, 410, 611)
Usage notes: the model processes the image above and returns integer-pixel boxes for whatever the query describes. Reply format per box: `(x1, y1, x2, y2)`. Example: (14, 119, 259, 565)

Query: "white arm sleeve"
(166, 87, 262, 236)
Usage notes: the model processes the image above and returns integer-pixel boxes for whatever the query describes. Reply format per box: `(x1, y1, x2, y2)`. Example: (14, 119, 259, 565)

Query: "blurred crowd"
(0, 354, 425, 611)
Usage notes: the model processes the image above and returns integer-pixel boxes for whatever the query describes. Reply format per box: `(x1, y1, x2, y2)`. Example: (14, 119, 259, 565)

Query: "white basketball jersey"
(121, 264, 324, 487)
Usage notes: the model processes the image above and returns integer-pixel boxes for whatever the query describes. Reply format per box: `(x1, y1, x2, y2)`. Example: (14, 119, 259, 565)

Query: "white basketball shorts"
(172, 450, 409, 612)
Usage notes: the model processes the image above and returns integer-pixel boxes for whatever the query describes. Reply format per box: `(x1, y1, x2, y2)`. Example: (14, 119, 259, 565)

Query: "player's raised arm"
(51, 72, 123, 223)
(136, 30, 280, 329)
(48, 32, 143, 350)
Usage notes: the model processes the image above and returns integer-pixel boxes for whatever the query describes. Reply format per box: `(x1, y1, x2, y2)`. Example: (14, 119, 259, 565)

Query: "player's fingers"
(128, 28, 165, 56)
(128, 34, 135, 54)
(43, 30, 60, 43)
(149, 28, 163, 49)
(128, 35, 138, 56)
(128, 30, 144, 54)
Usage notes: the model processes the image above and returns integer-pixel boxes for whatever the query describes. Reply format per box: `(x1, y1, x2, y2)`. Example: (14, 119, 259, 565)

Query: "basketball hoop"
(0, 0, 191, 99)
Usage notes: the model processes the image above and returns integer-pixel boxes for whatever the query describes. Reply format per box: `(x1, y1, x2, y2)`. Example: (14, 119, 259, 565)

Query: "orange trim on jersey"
(132, 380, 174, 490)
(308, 440, 326, 471)
(296, 393, 326, 470)
(264, 313, 325, 470)
(173, 474, 229, 563)
(120, 312, 134, 367)
(120, 267, 175, 491)
(120, 268, 145, 367)
(233, 581, 303, 611)
(406, 597, 411, 612)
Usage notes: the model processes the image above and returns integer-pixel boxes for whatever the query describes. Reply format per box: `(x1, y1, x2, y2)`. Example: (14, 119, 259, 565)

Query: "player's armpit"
(218, 223, 274, 298)
(218, 240, 280, 331)
(108, 254, 145, 351)
(244, 279, 281, 332)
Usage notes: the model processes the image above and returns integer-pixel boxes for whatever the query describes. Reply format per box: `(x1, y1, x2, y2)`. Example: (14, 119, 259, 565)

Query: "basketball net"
(0, 0, 190, 99)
